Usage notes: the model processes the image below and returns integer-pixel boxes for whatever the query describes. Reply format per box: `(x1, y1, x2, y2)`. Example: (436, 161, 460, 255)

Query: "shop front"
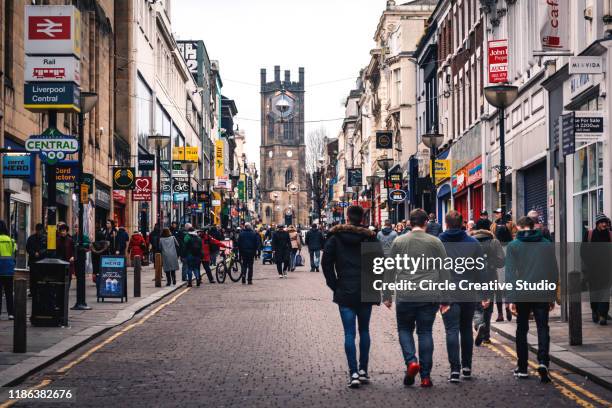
(113, 190, 127, 227)
(466, 156, 483, 221)
(95, 183, 111, 230)
(452, 167, 468, 222)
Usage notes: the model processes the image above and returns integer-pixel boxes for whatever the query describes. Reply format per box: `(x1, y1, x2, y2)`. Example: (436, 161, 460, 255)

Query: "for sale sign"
(132, 177, 153, 201)
(25, 5, 81, 56)
(25, 56, 80, 84)
(488, 40, 508, 84)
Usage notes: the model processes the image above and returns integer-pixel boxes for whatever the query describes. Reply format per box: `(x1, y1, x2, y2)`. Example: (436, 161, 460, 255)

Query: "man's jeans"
(181, 258, 188, 281)
(241, 255, 255, 283)
(442, 302, 476, 372)
(473, 302, 494, 340)
(396, 302, 438, 379)
(339, 304, 373, 374)
(309, 249, 320, 269)
(516, 302, 550, 371)
(186, 255, 201, 282)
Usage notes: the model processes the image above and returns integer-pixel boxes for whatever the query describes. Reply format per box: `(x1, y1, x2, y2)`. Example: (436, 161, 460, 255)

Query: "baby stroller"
(262, 240, 273, 264)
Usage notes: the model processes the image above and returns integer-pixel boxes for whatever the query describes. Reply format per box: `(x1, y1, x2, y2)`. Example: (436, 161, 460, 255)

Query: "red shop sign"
(112, 189, 126, 204)
(132, 177, 152, 201)
(466, 156, 483, 186)
(452, 168, 468, 194)
(488, 39, 508, 84)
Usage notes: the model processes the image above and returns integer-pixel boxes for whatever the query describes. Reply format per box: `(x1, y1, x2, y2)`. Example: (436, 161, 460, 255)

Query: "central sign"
(26, 132, 78, 165)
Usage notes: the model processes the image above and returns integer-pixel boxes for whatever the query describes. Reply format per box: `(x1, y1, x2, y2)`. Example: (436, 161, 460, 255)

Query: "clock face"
(268, 151, 273, 158)
(286, 150, 293, 158)
(271, 92, 295, 119)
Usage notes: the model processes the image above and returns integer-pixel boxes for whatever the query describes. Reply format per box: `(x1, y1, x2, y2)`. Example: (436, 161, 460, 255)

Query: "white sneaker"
(279, 275, 284, 279)
(8, 315, 14, 320)
(348, 372, 360, 388)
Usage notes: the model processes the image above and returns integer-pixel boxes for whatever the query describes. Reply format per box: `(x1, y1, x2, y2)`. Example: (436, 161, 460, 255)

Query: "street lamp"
(181, 159, 198, 225)
(72, 91, 98, 311)
(484, 85, 519, 214)
(422, 131, 444, 217)
(377, 155, 394, 223)
(272, 192, 279, 225)
(148, 134, 171, 230)
(366, 175, 381, 226)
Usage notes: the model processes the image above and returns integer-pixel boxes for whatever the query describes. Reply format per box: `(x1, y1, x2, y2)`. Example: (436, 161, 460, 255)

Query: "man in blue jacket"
(438, 210, 484, 383)
(237, 223, 260, 285)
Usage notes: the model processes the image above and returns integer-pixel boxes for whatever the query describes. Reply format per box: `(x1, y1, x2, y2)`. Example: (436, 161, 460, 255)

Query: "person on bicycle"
(238, 223, 261, 285)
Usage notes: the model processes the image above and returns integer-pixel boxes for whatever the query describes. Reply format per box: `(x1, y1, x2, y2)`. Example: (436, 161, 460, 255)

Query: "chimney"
(274, 65, 281, 84)
(284, 70, 291, 84)
(260, 68, 267, 86)
(299, 67, 305, 88)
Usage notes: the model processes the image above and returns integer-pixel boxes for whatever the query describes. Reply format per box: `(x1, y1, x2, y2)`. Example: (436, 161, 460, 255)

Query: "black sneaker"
(462, 367, 472, 379)
(348, 372, 360, 388)
(474, 324, 486, 347)
(599, 317, 608, 326)
(538, 364, 551, 383)
(358, 369, 370, 384)
(592, 311, 599, 323)
(513, 368, 528, 379)
(448, 372, 461, 383)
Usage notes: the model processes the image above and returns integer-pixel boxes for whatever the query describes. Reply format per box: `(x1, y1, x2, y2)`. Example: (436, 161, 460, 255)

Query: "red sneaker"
(420, 377, 433, 388)
(403, 362, 420, 386)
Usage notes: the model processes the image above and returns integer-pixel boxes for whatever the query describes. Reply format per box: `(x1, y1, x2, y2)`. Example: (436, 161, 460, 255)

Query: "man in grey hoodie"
(377, 219, 397, 256)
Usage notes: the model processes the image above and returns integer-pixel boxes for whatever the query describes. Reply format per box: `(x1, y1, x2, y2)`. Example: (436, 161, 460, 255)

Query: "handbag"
(295, 251, 304, 267)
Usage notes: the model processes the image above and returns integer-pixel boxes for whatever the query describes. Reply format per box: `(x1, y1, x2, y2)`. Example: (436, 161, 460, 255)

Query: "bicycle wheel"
(228, 258, 244, 282)
(216, 263, 227, 284)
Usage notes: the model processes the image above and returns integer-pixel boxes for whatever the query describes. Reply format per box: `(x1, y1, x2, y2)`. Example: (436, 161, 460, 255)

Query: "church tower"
(260, 66, 308, 226)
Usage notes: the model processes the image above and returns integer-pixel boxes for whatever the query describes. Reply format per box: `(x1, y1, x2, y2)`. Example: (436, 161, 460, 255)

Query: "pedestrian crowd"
(320, 205, 611, 389)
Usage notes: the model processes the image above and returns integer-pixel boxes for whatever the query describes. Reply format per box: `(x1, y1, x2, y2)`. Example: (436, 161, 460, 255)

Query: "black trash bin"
(30, 258, 70, 327)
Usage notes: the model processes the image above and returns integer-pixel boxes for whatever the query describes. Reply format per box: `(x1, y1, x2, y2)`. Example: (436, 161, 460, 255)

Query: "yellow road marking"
(0, 288, 191, 407)
(487, 337, 612, 407)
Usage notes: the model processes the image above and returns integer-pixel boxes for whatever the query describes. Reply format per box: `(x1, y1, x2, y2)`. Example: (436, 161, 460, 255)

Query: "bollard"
(13, 279, 27, 353)
(134, 256, 142, 297)
(568, 270, 583, 346)
(154, 252, 162, 288)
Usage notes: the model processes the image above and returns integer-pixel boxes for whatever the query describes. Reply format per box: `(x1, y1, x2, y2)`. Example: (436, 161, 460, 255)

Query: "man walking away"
(527, 210, 552, 241)
(305, 223, 324, 272)
(322, 206, 382, 388)
(581, 213, 611, 325)
(238, 223, 260, 284)
(377, 220, 397, 256)
(26, 223, 47, 295)
(471, 228, 505, 346)
(183, 225, 203, 287)
(271, 225, 291, 278)
(506, 216, 558, 383)
(438, 210, 484, 382)
(383, 209, 450, 388)
(425, 213, 442, 237)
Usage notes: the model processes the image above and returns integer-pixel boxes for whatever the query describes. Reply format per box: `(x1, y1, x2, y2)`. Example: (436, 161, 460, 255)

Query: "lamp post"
(377, 155, 394, 223)
(181, 159, 198, 226)
(484, 85, 518, 215)
(148, 134, 171, 230)
(72, 91, 98, 311)
(366, 175, 380, 226)
(422, 131, 444, 217)
(272, 192, 279, 225)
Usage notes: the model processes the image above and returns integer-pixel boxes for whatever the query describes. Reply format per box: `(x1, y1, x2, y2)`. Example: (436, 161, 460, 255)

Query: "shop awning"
(437, 183, 451, 198)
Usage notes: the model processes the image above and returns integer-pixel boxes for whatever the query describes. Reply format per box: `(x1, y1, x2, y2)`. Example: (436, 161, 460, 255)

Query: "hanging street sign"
(132, 177, 153, 201)
(488, 39, 508, 84)
(137, 153, 155, 171)
(25, 5, 81, 57)
(25, 56, 80, 84)
(112, 167, 136, 190)
(376, 131, 393, 149)
(26, 129, 78, 165)
(172, 146, 199, 162)
(569, 56, 603, 75)
(573, 111, 605, 143)
(560, 112, 575, 157)
(347, 168, 363, 187)
(389, 189, 407, 202)
(55, 160, 79, 183)
(2, 155, 31, 179)
(24, 82, 80, 112)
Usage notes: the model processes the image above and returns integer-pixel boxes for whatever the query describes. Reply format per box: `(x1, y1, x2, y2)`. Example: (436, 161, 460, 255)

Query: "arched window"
(265, 207, 272, 217)
(267, 168, 273, 189)
(267, 114, 275, 140)
(285, 167, 293, 186)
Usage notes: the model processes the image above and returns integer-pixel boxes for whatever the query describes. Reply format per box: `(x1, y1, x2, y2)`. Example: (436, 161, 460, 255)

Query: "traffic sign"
(389, 189, 407, 202)
(24, 82, 80, 112)
(25, 6, 81, 56)
(25, 130, 78, 165)
(25, 56, 80, 84)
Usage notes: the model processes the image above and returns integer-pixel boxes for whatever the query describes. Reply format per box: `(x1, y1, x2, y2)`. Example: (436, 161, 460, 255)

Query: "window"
(267, 168, 273, 189)
(393, 68, 401, 107)
(265, 207, 272, 217)
(283, 120, 294, 141)
(573, 142, 604, 241)
(137, 75, 153, 149)
(285, 168, 293, 185)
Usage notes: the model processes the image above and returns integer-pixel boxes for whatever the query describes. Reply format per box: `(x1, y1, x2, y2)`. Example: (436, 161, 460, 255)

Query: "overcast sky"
(172, 0, 387, 169)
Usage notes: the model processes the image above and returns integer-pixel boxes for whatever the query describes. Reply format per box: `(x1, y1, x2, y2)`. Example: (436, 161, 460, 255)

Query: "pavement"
(491, 300, 612, 390)
(1, 262, 611, 407)
(0, 264, 186, 387)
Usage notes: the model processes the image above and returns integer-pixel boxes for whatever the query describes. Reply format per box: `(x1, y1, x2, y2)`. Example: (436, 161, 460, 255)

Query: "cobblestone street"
(8, 263, 612, 407)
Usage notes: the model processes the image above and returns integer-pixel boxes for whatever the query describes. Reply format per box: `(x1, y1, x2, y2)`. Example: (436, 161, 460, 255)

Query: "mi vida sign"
(569, 56, 603, 75)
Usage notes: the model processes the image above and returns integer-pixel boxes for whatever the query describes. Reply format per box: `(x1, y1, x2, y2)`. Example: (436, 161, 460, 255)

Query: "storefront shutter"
(523, 161, 547, 225)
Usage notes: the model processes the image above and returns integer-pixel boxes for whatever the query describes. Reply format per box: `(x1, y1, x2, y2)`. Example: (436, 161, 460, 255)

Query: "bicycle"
(215, 248, 243, 283)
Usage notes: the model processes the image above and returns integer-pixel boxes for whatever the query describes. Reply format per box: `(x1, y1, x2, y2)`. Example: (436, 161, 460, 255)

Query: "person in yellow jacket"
(0, 220, 16, 319)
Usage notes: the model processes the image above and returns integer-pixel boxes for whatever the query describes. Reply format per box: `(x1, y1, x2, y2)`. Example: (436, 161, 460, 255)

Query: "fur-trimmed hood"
(329, 224, 375, 245)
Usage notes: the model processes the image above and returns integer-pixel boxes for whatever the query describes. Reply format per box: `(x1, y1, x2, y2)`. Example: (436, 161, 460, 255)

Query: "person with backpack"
(183, 225, 203, 287)
(581, 213, 612, 326)
(0, 220, 16, 319)
(305, 223, 324, 272)
(200, 228, 227, 284)
(322, 206, 383, 388)
(425, 213, 442, 237)
(377, 219, 398, 256)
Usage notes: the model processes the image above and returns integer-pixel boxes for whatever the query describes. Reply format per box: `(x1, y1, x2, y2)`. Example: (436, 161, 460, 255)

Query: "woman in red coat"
(127, 231, 146, 262)
(200, 228, 227, 283)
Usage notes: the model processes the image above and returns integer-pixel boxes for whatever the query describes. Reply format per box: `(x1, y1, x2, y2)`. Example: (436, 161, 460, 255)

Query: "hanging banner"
(430, 159, 451, 179)
(539, 0, 569, 50)
(132, 176, 152, 201)
(488, 39, 508, 84)
(215, 140, 224, 177)
(247, 176, 253, 199)
(238, 174, 246, 201)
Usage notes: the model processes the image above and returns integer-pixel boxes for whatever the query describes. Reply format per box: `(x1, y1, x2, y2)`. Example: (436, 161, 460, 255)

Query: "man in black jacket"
(237, 223, 260, 284)
(271, 225, 291, 278)
(322, 205, 382, 388)
(305, 223, 324, 272)
(26, 223, 47, 266)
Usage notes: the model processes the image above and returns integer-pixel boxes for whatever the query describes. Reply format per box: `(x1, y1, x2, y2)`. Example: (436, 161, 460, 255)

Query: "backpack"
(295, 252, 304, 266)
(186, 235, 202, 257)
